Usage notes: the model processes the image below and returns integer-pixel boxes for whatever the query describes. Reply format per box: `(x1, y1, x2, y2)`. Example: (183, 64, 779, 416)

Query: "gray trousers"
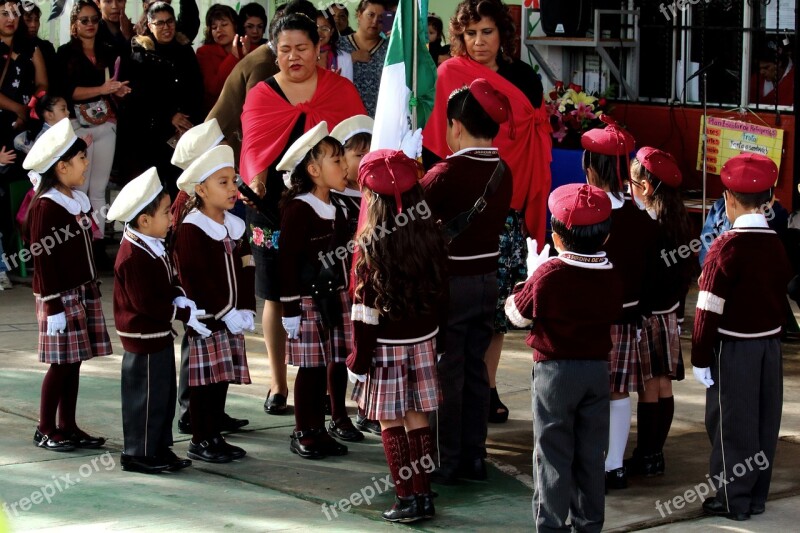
(121, 347, 177, 456)
(178, 333, 190, 422)
(532, 360, 608, 533)
(431, 273, 497, 470)
(706, 338, 782, 514)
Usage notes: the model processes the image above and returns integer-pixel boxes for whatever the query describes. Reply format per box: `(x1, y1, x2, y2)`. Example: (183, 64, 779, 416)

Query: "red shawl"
(422, 56, 553, 247)
(239, 67, 366, 182)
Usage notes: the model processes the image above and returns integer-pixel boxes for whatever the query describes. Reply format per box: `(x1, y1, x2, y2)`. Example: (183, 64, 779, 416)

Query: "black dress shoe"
(458, 457, 488, 481)
(120, 453, 170, 474)
(417, 493, 436, 519)
(63, 430, 106, 449)
(606, 467, 628, 490)
(187, 439, 233, 463)
(327, 418, 364, 442)
(750, 503, 765, 515)
(702, 498, 751, 521)
(317, 431, 348, 456)
(212, 435, 246, 459)
(158, 449, 192, 471)
(354, 413, 382, 435)
(382, 495, 423, 523)
(219, 414, 249, 433)
(430, 466, 458, 486)
(290, 430, 325, 459)
(33, 428, 75, 452)
(264, 390, 288, 414)
(177, 418, 192, 435)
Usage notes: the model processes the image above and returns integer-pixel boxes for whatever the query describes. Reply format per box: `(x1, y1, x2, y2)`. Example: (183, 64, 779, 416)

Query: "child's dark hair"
(24, 94, 64, 144)
(428, 15, 444, 44)
(354, 184, 445, 320)
(281, 137, 344, 207)
(178, 193, 205, 227)
(551, 216, 612, 255)
(25, 137, 88, 228)
(727, 188, 773, 211)
(344, 132, 371, 154)
(129, 190, 170, 230)
(203, 4, 239, 45)
(446, 87, 499, 140)
(630, 158, 692, 249)
(583, 149, 628, 199)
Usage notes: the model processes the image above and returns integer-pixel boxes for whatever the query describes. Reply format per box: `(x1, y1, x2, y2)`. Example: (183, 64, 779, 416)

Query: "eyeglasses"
(150, 18, 176, 28)
(317, 25, 333, 33)
(78, 15, 101, 26)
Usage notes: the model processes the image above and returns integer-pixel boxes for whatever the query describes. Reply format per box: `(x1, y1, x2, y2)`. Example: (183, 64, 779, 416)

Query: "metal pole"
(702, 71, 708, 219)
(411, 0, 419, 129)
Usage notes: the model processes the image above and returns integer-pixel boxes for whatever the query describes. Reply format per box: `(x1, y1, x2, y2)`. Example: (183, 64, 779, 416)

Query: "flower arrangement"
(546, 82, 613, 148)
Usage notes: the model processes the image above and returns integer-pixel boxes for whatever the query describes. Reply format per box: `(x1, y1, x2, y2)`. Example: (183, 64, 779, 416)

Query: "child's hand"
(526, 238, 551, 279)
(692, 366, 714, 388)
(399, 128, 423, 159)
(81, 134, 93, 148)
(0, 145, 16, 165)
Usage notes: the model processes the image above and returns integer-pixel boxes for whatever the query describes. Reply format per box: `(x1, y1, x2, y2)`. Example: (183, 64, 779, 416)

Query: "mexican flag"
(370, 0, 438, 150)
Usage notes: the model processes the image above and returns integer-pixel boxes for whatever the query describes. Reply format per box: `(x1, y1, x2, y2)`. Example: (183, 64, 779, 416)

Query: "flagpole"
(411, 0, 418, 130)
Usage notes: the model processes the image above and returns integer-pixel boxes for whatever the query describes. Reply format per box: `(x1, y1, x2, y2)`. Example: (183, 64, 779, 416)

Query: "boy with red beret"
(506, 183, 623, 532)
(692, 153, 792, 521)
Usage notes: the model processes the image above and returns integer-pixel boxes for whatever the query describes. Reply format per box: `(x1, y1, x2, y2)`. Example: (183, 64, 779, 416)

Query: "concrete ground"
(1, 274, 799, 532)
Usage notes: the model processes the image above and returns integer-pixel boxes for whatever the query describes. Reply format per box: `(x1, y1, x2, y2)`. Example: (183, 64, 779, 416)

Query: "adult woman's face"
(243, 16, 265, 43)
(23, 12, 39, 38)
(276, 30, 319, 84)
(210, 16, 236, 48)
(148, 11, 176, 44)
(317, 15, 333, 47)
(75, 6, 100, 40)
(464, 16, 500, 66)
(99, 0, 126, 23)
(356, 2, 384, 40)
(0, 3, 20, 38)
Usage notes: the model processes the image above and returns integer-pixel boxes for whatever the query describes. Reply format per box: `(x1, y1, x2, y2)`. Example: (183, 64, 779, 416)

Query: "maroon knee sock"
(637, 402, 660, 455)
(407, 426, 435, 495)
(294, 368, 327, 445)
(381, 426, 413, 498)
(657, 396, 674, 452)
(57, 363, 81, 432)
(327, 362, 350, 424)
(190, 386, 212, 443)
(39, 364, 68, 436)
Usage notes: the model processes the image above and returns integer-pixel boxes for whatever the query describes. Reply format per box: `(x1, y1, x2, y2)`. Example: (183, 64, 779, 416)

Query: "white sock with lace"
(605, 397, 631, 471)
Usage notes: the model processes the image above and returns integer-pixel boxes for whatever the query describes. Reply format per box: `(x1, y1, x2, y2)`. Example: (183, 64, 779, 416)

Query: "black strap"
(443, 160, 506, 242)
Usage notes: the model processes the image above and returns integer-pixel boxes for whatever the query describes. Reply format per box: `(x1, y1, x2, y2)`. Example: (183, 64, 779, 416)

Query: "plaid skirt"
(36, 281, 112, 364)
(609, 323, 642, 393)
(639, 312, 683, 383)
(351, 337, 441, 421)
(286, 291, 352, 368)
(187, 329, 250, 387)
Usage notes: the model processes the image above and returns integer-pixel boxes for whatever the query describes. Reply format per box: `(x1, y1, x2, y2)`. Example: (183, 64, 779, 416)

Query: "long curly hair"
(354, 185, 446, 321)
(449, 0, 517, 61)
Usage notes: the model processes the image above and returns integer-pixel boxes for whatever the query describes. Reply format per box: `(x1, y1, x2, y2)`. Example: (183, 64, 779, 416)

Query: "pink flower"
(571, 102, 596, 122)
(252, 226, 265, 247)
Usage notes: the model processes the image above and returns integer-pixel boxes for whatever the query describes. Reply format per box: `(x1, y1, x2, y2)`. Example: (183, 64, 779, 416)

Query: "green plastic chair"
(8, 179, 33, 278)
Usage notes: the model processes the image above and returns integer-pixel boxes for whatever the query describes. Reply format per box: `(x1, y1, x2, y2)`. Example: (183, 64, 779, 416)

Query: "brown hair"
(449, 0, 516, 61)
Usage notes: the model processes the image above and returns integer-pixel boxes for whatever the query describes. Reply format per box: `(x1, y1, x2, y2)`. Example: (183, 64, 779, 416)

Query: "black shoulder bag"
(442, 160, 506, 243)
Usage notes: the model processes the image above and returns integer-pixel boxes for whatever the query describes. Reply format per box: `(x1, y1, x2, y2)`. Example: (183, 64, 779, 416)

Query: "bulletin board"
(696, 116, 784, 174)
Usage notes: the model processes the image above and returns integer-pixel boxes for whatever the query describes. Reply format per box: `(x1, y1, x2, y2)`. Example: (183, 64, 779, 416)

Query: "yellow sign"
(696, 117, 784, 174)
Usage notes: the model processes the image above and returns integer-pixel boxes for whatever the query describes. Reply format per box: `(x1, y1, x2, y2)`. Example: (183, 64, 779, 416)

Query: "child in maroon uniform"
(277, 122, 353, 459)
(347, 149, 446, 523)
(693, 154, 791, 521)
(23, 118, 111, 451)
(506, 183, 622, 532)
(173, 144, 256, 463)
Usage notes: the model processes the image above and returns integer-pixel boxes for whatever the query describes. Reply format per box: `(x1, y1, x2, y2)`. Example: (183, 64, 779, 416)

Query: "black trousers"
(706, 338, 783, 514)
(178, 333, 190, 422)
(431, 272, 497, 471)
(121, 347, 177, 456)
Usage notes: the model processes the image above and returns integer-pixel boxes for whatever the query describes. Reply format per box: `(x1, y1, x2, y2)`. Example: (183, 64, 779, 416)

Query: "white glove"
(636, 328, 642, 342)
(173, 296, 197, 312)
(282, 316, 301, 339)
(46, 312, 67, 336)
(693, 366, 714, 388)
(526, 238, 551, 279)
(186, 310, 212, 338)
(677, 325, 682, 336)
(222, 309, 247, 335)
(347, 368, 366, 383)
(239, 310, 257, 332)
(399, 128, 423, 159)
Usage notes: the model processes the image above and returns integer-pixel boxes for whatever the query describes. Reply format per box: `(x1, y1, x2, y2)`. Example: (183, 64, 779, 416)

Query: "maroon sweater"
(507, 253, 623, 362)
(422, 148, 512, 276)
(114, 231, 191, 353)
(692, 221, 792, 367)
(28, 196, 97, 316)
(172, 215, 256, 334)
(645, 221, 694, 321)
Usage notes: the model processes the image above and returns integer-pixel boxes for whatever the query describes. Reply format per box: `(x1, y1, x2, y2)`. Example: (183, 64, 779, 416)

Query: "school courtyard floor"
(1, 274, 799, 532)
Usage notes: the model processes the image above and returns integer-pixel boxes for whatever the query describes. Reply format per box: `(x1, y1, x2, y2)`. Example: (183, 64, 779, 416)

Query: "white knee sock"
(605, 397, 631, 471)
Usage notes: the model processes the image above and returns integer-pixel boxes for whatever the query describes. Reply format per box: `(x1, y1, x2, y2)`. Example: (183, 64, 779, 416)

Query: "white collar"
(447, 146, 499, 158)
(606, 191, 625, 210)
(297, 192, 335, 220)
(557, 251, 613, 270)
(124, 225, 166, 257)
(733, 213, 769, 229)
(183, 209, 246, 241)
(646, 207, 657, 220)
(41, 188, 91, 215)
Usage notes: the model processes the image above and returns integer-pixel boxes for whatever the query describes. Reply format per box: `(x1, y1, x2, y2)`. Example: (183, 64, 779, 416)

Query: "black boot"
(417, 493, 436, 519)
(381, 495, 423, 523)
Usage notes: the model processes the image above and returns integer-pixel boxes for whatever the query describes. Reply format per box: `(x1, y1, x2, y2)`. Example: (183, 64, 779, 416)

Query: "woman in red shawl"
(239, 7, 365, 416)
(422, 0, 552, 425)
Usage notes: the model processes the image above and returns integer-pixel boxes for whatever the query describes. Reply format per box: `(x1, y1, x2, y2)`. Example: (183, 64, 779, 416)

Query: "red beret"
(581, 115, 635, 155)
(548, 183, 612, 229)
(469, 78, 510, 125)
(721, 153, 778, 193)
(358, 149, 421, 213)
(636, 147, 682, 187)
